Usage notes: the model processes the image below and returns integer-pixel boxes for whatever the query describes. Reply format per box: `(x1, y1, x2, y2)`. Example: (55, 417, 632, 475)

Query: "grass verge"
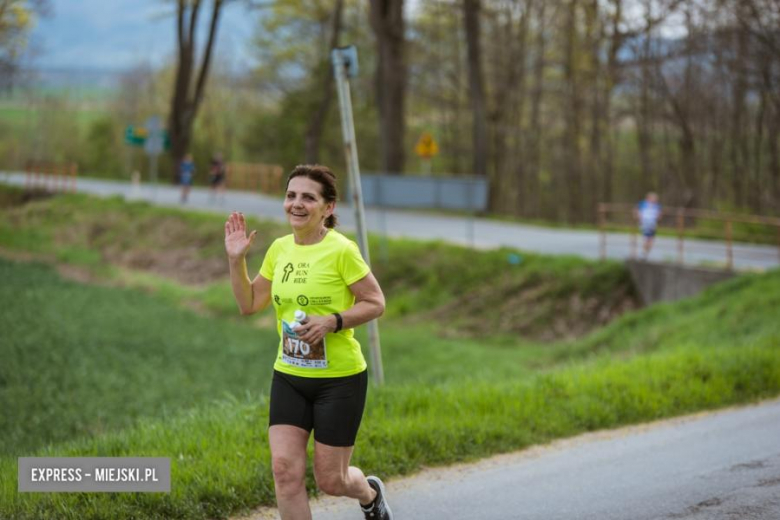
(0, 257, 277, 457)
(1, 339, 778, 519)
(2, 184, 779, 518)
(0, 184, 638, 340)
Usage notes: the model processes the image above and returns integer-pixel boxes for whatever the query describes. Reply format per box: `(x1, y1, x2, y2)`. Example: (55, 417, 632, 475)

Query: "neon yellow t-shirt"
(259, 230, 371, 377)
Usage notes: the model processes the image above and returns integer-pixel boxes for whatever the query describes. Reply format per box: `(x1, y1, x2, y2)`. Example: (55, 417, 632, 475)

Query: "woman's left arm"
(295, 273, 385, 345)
(340, 272, 386, 328)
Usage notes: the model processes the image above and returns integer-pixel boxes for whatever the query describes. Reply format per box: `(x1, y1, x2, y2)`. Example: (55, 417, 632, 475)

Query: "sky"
(29, 0, 260, 71)
(28, 0, 425, 72)
(27, 0, 681, 73)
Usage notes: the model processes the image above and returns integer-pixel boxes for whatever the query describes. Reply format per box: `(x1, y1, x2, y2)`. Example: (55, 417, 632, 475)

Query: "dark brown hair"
(286, 164, 339, 228)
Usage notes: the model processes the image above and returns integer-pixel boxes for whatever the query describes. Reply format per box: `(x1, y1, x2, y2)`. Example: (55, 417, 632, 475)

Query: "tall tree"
(369, 0, 407, 174)
(562, 0, 585, 221)
(0, 0, 48, 90)
(169, 0, 226, 173)
(304, 0, 344, 164)
(525, 0, 546, 217)
(463, 0, 488, 178)
(483, 0, 530, 215)
(728, 3, 750, 208)
(732, 0, 780, 206)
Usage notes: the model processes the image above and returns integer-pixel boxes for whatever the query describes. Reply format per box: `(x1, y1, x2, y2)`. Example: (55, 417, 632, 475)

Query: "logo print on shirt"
(274, 295, 281, 306)
(297, 295, 309, 306)
(282, 263, 294, 283)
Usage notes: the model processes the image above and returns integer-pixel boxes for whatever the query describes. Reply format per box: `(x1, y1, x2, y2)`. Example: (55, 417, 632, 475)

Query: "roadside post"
(125, 117, 168, 201)
(332, 46, 385, 386)
(144, 116, 164, 201)
(415, 132, 439, 175)
(467, 179, 475, 247)
(373, 174, 390, 265)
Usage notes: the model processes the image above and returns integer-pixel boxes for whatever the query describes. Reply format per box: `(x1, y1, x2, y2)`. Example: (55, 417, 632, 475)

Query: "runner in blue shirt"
(179, 153, 195, 204)
(634, 192, 662, 258)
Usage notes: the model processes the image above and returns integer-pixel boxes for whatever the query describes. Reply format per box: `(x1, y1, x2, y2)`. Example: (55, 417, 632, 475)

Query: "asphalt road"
(2, 172, 778, 271)
(243, 399, 780, 520)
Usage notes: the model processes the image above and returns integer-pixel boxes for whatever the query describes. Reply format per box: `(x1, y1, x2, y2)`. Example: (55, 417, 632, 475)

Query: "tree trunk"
(511, 4, 530, 217)
(169, 0, 224, 178)
(601, 0, 626, 206)
(753, 74, 766, 211)
(664, 81, 697, 208)
(729, 12, 749, 208)
(636, 6, 654, 191)
(585, 0, 601, 221)
(526, 0, 546, 218)
(463, 0, 489, 180)
(487, 2, 528, 216)
(304, 0, 344, 164)
(563, 0, 584, 222)
(679, 2, 697, 208)
(764, 65, 780, 209)
(369, 0, 407, 174)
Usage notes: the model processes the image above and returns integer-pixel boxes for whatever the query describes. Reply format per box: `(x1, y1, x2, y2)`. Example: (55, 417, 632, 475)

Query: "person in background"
(179, 153, 196, 204)
(224, 164, 393, 520)
(634, 191, 662, 258)
(209, 151, 227, 205)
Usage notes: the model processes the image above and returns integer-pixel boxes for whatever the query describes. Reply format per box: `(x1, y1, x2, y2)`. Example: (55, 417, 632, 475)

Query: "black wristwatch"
(332, 312, 343, 333)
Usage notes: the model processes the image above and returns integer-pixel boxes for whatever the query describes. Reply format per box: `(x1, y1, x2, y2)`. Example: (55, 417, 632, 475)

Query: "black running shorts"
(269, 369, 368, 447)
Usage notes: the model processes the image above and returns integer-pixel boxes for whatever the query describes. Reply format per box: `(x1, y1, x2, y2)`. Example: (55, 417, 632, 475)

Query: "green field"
(0, 104, 110, 133)
(1, 186, 779, 519)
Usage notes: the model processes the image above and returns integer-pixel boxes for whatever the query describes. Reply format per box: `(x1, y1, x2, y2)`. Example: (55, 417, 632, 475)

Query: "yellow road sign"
(415, 132, 439, 159)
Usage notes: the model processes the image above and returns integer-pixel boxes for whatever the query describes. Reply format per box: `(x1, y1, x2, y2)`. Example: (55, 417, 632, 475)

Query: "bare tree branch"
(194, 0, 222, 109)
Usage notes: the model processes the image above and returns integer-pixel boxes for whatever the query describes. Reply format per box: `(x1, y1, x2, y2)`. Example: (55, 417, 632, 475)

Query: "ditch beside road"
(2, 172, 778, 271)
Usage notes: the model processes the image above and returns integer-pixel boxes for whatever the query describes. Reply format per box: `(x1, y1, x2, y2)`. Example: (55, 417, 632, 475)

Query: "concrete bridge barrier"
(626, 260, 736, 305)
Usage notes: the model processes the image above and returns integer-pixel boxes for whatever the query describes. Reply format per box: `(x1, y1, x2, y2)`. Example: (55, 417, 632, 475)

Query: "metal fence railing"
(226, 162, 284, 195)
(25, 162, 78, 193)
(598, 203, 780, 270)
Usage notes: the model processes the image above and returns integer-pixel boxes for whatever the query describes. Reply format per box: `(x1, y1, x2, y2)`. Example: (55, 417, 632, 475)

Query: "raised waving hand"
(224, 211, 257, 260)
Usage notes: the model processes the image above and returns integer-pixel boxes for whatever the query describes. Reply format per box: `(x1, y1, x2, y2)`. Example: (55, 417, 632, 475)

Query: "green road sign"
(125, 125, 146, 146)
(125, 125, 171, 150)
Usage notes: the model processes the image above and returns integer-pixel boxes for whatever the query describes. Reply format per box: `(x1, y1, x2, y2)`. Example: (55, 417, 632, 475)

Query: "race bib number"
(281, 320, 328, 368)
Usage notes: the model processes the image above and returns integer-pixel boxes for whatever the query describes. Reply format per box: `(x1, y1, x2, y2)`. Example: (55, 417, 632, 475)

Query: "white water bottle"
(290, 310, 307, 331)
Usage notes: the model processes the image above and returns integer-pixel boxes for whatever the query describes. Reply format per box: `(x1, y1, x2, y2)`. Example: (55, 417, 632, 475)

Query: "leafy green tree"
(0, 0, 48, 90)
(168, 0, 229, 177)
(245, 0, 379, 171)
(83, 116, 124, 177)
(369, 0, 407, 174)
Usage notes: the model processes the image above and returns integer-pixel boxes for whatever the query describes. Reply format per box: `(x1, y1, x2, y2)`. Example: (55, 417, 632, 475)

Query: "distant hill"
(19, 67, 125, 91)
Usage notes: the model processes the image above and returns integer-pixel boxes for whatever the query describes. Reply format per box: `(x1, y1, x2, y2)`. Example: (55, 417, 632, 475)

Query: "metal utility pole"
(331, 46, 385, 386)
(144, 116, 164, 201)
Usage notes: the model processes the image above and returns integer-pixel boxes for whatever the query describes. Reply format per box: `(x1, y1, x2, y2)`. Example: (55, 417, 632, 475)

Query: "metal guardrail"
(357, 173, 489, 211)
(598, 203, 780, 270)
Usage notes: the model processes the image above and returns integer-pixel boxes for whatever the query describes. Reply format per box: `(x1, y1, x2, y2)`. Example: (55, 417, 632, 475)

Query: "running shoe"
(361, 475, 393, 520)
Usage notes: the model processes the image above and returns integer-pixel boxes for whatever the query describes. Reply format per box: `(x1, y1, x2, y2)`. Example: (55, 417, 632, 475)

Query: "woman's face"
(284, 176, 334, 232)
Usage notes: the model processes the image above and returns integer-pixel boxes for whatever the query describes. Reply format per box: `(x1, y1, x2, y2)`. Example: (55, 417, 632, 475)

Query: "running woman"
(209, 151, 227, 205)
(224, 164, 393, 520)
(634, 191, 662, 258)
(179, 153, 196, 204)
